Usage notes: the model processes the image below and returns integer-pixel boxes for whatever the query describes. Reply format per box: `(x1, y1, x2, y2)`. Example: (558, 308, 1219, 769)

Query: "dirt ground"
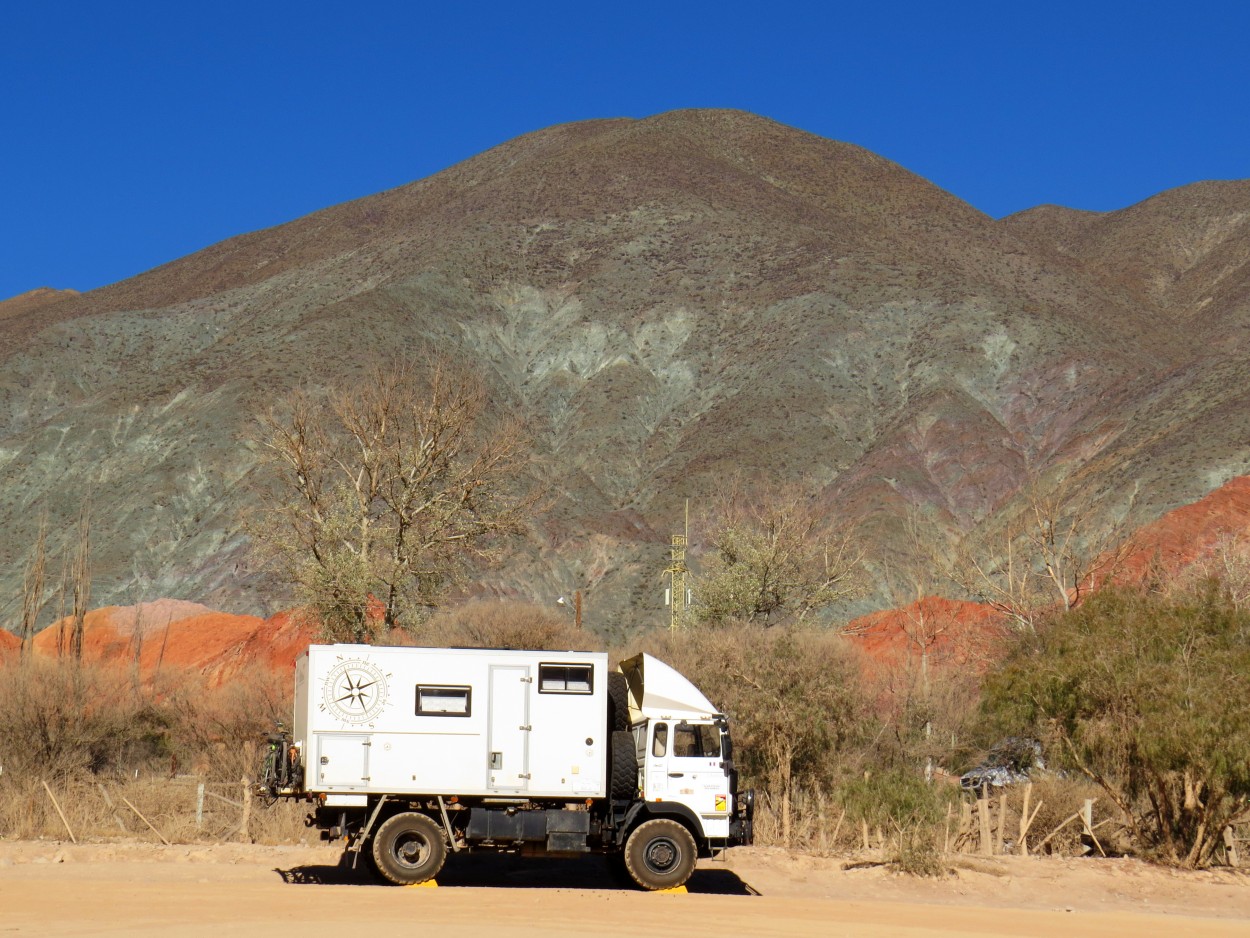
(2, 840, 1249, 937)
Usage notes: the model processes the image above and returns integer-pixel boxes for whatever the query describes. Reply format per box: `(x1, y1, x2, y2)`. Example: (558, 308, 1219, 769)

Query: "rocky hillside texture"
(2, 109, 1248, 634)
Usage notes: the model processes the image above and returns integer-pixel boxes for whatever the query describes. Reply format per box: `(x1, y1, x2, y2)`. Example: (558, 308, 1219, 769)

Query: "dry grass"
(0, 774, 312, 844)
(0, 657, 307, 844)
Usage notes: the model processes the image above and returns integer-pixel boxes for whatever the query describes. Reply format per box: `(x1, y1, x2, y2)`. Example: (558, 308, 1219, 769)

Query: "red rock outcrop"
(845, 596, 1009, 672)
(1116, 475, 1250, 583)
(28, 600, 315, 685)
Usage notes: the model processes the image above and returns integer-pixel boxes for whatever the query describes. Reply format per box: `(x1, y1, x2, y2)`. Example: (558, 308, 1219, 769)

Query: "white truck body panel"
(295, 645, 609, 799)
(621, 653, 719, 721)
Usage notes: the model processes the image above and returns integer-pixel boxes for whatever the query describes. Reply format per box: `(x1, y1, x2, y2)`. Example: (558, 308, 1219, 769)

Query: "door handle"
(668, 772, 684, 777)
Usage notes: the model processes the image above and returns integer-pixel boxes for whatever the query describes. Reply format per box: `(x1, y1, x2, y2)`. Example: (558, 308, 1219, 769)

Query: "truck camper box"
(262, 643, 754, 890)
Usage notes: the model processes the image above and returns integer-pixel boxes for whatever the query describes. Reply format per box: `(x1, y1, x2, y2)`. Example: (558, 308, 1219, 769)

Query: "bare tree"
(955, 473, 1137, 630)
(251, 358, 538, 642)
(1166, 532, 1250, 610)
(694, 482, 863, 627)
(70, 507, 91, 662)
(19, 516, 50, 660)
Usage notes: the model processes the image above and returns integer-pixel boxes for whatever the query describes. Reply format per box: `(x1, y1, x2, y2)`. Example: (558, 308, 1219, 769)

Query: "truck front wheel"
(370, 812, 447, 885)
(623, 818, 697, 890)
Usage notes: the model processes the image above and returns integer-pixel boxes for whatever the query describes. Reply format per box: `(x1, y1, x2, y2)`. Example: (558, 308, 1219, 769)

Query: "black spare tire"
(609, 729, 638, 799)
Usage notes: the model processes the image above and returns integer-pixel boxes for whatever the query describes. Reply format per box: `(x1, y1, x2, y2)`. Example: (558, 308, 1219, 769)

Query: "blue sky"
(2, 1, 1247, 301)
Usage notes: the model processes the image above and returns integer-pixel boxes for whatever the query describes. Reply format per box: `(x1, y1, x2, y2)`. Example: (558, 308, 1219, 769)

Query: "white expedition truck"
(259, 644, 754, 889)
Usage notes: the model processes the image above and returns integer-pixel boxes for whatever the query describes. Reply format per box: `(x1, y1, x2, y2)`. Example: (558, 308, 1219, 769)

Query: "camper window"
(538, 663, 594, 694)
(416, 685, 472, 716)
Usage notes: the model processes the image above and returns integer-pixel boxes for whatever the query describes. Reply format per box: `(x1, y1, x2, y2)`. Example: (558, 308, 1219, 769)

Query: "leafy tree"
(251, 358, 537, 642)
(694, 483, 862, 626)
(981, 585, 1250, 867)
(646, 623, 870, 843)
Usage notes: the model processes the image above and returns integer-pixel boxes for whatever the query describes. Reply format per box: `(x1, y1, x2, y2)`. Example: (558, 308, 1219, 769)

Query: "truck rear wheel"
(624, 818, 696, 891)
(370, 812, 447, 885)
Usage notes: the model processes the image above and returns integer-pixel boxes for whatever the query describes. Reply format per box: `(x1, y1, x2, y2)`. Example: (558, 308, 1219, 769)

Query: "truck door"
(649, 721, 727, 818)
(487, 665, 531, 791)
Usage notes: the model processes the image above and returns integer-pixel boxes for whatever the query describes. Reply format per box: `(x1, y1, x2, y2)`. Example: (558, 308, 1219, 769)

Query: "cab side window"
(652, 722, 668, 757)
(673, 723, 720, 758)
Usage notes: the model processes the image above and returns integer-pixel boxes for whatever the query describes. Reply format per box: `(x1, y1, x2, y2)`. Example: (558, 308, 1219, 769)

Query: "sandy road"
(2, 842, 1248, 937)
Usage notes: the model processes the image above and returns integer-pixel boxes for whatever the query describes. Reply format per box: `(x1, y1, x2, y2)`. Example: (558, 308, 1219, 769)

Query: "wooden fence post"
(196, 783, 205, 830)
(1018, 783, 1043, 856)
(943, 801, 953, 855)
(119, 795, 171, 846)
(995, 794, 1007, 855)
(1081, 799, 1106, 857)
(237, 779, 252, 843)
(237, 741, 255, 843)
(977, 787, 993, 855)
(98, 783, 128, 833)
(42, 781, 77, 844)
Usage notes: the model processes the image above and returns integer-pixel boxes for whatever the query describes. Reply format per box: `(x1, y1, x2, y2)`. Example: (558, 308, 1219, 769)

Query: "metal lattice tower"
(664, 501, 691, 632)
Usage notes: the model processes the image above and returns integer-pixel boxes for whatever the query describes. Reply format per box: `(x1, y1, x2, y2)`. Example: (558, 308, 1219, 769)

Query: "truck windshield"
(673, 723, 721, 759)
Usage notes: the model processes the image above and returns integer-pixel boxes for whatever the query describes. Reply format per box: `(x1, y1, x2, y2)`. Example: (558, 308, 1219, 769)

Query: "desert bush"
(422, 600, 601, 651)
(894, 830, 948, 876)
(0, 657, 310, 842)
(643, 623, 870, 790)
(981, 584, 1250, 867)
(837, 767, 956, 834)
(0, 772, 312, 844)
(159, 665, 292, 783)
(0, 658, 169, 780)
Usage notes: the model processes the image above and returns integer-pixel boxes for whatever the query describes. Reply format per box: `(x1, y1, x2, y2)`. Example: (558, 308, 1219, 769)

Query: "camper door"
(487, 665, 531, 791)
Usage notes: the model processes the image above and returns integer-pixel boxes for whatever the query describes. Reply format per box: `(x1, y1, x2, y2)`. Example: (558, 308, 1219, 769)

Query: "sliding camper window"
(538, 663, 594, 694)
(415, 685, 472, 717)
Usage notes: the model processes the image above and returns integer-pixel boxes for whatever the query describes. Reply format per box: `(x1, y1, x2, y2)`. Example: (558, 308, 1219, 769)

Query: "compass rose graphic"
(321, 659, 390, 724)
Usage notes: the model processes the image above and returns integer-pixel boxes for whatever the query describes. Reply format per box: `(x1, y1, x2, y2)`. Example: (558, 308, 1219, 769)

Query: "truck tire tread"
(609, 729, 637, 800)
(623, 818, 697, 890)
(370, 811, 447, 886)
(607, 671, 629, 731)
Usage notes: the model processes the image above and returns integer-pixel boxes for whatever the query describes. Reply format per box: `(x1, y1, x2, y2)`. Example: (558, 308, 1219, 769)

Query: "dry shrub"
(422, 600, 602, 651)
(158, 664, 292, 783)
(1023, 774, 1106, 855)
(894, 829, 949, 876)
(0, 658, 167, 780)
(640, 623, 869, 793)
(0, 657, 307, 843)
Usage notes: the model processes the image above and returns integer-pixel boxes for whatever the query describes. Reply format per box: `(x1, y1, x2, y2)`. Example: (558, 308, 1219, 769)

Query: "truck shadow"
(275, 853, 756, 894)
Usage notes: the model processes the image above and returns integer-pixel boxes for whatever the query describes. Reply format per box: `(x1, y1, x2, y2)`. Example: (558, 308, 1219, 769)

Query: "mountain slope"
(1, 110, 1246, 631)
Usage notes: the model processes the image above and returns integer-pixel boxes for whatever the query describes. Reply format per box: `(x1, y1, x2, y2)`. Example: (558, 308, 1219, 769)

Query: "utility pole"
(664, 500, 691, 632)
